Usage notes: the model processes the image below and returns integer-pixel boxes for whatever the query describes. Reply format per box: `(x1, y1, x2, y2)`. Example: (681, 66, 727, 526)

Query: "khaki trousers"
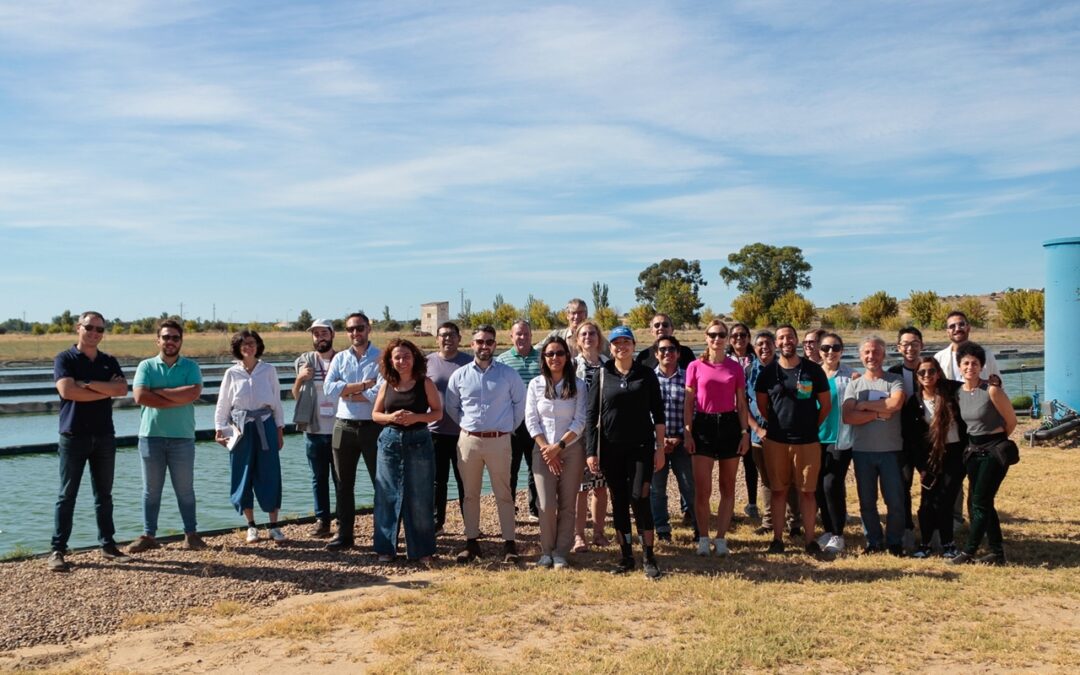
(532, 441, 586, 558)
(457, 432, 516, 541)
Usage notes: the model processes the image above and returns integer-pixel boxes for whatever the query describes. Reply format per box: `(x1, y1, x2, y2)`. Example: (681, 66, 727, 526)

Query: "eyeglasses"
(916, 369, 937, 377)
(652, 321, 672, 329)
(437, 332, 457, 339)
(81, 324, 105, 333)
(159, 334, 182, 342)
(346, 325, 368, 333)
(947, 322, 967, 331)
(706, 332, 727, 340)
(819, 344, 842, 353)
(473, 338, 496, 346)
(803, 340, 817, 346)
(657, 346, 678, 354)
(898, 341, 922, 349)
(543, 350, 567, 359)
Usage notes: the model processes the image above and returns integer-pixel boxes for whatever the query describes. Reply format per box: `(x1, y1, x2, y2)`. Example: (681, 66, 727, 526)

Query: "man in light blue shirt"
(445, 324, 526, 563)
(130, 319, 205, 553)
(322, 312, 382, 550)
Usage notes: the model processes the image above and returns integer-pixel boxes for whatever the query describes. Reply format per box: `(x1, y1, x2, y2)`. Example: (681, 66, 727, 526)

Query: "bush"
(858, 291, 899, 328)
(770, 291, 815, 328)
(820, 303, 857, 330)
(593, 306, 619, 330)
(998, 289, 1044, 330)
(907, 290, 940, 327)
(625, 304, 655, 330)
(882, 316, 908, 334)
(955, 296, 988, 328)
(731, 293, 767, 326)
(1011, 395, 1033, 410)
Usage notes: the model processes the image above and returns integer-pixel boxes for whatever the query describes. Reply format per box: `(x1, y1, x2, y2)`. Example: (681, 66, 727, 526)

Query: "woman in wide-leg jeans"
(372, 338, 443, 562)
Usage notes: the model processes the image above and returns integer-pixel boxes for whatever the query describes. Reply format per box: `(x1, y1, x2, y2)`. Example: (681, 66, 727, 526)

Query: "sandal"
(571, 535, 589, 553)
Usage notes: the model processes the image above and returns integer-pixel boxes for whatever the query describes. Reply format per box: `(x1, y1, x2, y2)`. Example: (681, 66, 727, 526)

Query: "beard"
(315, 339, 333, 353)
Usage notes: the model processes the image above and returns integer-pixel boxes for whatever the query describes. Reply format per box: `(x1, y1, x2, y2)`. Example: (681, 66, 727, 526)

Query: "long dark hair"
(725, 322, 753, 358)
(918, 356, 954, 472)
(540, 336, 577, 400)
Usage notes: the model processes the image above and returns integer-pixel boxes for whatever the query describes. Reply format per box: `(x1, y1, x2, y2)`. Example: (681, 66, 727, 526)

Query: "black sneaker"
(862, 543, 885, 555)
(325, 537, 354, 551)
(948, 551, 975, 565)
(977, 552, 1007, 566)
(887, 544, 904, 557)
(503, 540, 520, 564)
(610, 556, 635, 575)
(788, 526, 803, 539)
(47, 550, 70, 573)
(456, 539, 481, 563)
(657, 531, 673, 543)
(805, 541, 822, 555)
(643, 557, 661, 580)
(101, 543, 131, 562)
(911, 546, 932, 559)
(767, 539, 785, 554)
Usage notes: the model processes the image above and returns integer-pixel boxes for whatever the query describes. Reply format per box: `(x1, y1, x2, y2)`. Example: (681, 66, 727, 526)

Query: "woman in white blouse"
(214, 330, 286, 544)
(526, 336, 588, 569)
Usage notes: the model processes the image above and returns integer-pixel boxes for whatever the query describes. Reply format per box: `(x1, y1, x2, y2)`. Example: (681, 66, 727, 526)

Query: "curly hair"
(380, 338, 426, 386)
(230, 330, 265, 359)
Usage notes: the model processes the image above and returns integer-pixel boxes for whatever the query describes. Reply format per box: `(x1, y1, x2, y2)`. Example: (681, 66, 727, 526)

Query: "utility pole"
(459, 288, 465, 315)
(179, 302, 184, 319)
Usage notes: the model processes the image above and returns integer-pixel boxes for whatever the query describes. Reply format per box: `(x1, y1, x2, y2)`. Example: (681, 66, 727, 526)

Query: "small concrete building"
(420, 301, 449, 336)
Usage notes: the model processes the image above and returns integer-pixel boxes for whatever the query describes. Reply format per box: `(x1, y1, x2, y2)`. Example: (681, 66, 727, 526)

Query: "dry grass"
(176, 422, 1079, 673)
(0, 327, 1044, 363)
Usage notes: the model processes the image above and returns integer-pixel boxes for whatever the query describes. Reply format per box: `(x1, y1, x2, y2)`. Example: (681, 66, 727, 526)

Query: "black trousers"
(509, 422, 539, 516)
(602, 441, 654, 536)
(331, 419, 380, 540)
(432, 432, 465, 529)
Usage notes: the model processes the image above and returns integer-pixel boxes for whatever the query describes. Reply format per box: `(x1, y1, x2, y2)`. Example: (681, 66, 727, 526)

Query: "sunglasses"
(657, 346, 678, 354)
(706, 332, 727, 340)
(81, 324, 106, 333)
(543, 350, 567, 359)
(730, 333, 748, 339)
(652, 321, 672, 329)
(159, 334, 182, 342)
(346, 325, 368, 333)
(916, 369, 938, 377)
(819, 344, 842, 353)
(473, 338, 496, 346)
(947, 322, 968, 331)
(437, 332, 458, 339)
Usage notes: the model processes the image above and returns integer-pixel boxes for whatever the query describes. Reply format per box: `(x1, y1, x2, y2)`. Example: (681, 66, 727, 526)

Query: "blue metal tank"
(1043, 237, 1080, 412)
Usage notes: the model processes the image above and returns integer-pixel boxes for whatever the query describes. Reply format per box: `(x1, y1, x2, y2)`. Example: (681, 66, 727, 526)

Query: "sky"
(1, 0, 1077, 324)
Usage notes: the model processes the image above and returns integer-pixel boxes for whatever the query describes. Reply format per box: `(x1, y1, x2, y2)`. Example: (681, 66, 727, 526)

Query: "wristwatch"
(557, 440, 566, 449)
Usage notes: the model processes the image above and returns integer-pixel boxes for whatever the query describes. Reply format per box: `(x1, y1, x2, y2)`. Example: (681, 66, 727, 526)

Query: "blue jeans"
(650, 440, 696, 536)
(374, 427, 436, 559)
(229, 418, 282, 514)
(138, 437, 197, 536)
(305, 433, 337, 522)
(52, 433, 116, 551)
(853, 450, 905, 548)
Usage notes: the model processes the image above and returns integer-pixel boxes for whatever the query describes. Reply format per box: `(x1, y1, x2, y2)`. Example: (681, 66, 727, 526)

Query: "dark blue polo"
(53, 345, 125, 436)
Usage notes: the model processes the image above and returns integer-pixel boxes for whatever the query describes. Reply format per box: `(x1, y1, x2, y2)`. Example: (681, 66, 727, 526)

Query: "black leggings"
(743, 452, 758, 505)
(916, 442, 965, 547)
(602, 441, 654, 536)
(965, 450, 1009, 555)
(816, 445, 851, 536)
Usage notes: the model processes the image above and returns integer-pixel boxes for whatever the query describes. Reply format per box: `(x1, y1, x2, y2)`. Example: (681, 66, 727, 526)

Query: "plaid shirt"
(654, 365, 686, 437)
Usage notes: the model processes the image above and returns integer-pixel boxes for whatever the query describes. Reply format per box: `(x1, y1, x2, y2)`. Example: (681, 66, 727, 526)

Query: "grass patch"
(0, 545, 35, 562)
(121, 610, 184, 629)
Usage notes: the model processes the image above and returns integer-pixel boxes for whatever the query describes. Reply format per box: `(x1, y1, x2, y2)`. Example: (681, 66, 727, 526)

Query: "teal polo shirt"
(134, 355, 203, 438)
(496, 347, 541, 385)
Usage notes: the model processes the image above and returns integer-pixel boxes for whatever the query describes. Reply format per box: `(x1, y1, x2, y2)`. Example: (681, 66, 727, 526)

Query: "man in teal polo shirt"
(129, 319, 206, 552)
(497, 319, 541, 521)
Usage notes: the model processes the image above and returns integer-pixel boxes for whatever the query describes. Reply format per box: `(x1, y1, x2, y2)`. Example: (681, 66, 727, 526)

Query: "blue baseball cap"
(608, 325, 635, 343)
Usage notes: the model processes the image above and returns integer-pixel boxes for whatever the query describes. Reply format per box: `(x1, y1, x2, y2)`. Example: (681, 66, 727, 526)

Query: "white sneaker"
(268, 527, 286, 543)
(713, 537, 729, 557)
(535, 554, 554, 568)
(245, 526, 259, 543)
(824, 535, 845, 554)
(696, 537, 711, 556)
(552, 556, 569, 570)
(817, 532, 832, 549)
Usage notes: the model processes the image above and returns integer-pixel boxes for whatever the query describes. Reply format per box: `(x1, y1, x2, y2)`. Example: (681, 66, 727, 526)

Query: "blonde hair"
(702, 319, 728, 362)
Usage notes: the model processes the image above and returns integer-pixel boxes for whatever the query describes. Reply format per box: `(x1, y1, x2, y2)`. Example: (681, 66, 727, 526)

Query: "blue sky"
(1, 1, 1077, 324)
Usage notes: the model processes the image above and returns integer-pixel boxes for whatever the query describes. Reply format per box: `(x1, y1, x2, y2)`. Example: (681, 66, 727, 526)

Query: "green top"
(133, 355, 203, 438)
(496, 347, 541, 385)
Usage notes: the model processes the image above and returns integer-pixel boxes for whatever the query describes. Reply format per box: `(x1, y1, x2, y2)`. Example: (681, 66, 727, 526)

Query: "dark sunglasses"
(657, 346, 678, 354)
(730, 333, 749, 339)
(543, 350, 567, 359)
(916, 369, 938, 377)
(652, 321, 672, 329)
(706, 332, 727, 340)
(159, 334, 182, 342)
(346, 325, 368, 333)
(947, 322, 967, 331)
(81, 324, 105, 333)
(473, 338, 496, 346)
(819, 344, 842, 353)
(437, 332, 458, 339)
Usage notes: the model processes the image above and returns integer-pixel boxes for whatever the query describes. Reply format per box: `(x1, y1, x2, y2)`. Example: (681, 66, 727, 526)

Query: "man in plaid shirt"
(650, 335, 697, 542)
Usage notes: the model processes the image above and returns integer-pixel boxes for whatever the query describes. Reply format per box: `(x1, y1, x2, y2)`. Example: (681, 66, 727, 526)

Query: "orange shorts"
(762, 438, 821, 493)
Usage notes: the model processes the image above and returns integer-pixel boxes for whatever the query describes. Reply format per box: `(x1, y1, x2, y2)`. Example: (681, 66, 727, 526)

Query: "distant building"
(420, 301, 449, 336)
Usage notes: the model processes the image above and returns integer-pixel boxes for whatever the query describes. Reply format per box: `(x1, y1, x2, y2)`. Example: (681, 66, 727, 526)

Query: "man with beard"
(292, 319, 338, 538)
(323, 312, 381, 550)
(934, 311, 1001, 382)
(446, 324, 526, 563)
(128, 319, 206, 554)
(754, 325, 831, 554)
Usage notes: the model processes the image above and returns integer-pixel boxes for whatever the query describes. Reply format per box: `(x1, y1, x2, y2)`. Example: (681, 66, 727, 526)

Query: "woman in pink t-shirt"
(685, 320, 750, 557)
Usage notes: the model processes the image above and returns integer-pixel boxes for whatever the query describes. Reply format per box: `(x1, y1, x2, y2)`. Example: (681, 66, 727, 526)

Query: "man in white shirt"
(934, 311, 1001, 382)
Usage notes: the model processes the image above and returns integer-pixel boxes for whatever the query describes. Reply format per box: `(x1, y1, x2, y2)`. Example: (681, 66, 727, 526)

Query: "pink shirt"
(686, 358, 745, 414)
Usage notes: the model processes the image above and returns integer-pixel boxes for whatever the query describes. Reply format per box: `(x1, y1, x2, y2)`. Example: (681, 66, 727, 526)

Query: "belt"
(464, 430, 508, 438)
(337, 418, 375, 427)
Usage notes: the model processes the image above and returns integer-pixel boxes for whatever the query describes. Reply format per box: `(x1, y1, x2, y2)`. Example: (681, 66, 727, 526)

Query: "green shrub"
(820, 303, 857, 330)
(859, 291, 899, 328)
(770, 291, 815, 328)
(731, 293, 767, 326)
(1011, 395, 1033, 410)
(907, 290, 940, 327)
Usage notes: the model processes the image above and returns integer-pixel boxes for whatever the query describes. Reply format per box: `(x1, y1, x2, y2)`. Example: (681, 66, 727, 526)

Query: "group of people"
(46, 303, 1019, 576)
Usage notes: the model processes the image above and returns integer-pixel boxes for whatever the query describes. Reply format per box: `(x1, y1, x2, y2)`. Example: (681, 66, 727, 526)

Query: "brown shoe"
(182, 533, 208, 550)
(503, 540, 519, 563)
(310, 519, 332, 538)
(128, 535, 160, 554)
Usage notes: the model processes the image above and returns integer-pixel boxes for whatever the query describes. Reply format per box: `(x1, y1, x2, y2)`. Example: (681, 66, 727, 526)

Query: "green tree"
(593, 306, 619, 330)
(955, 296, 988, 329)
(635, 259, 706, 322)
(457, 298, 472, 328)
(655, 279, 700, 328)
(907, 291, 940, 327)
(527, 298, 554, 330)
(770, 291, 815, 328)
(591, 282, 610, 311)
(493, 302, 518, 329)
(294, 309, 314, 332)
(719, 244, 812, 311)
(730, 293, 768, 327)
(471, 309, 496, 327)
(492, 294, 505, 311)
(1021, 290, 1045, 329)
(820, 303, 857, 330)
(625, 304, 655, 329)
(699, 306, 716, 326)
(184, 320, 198, 334)
(858, 291, 900, 328)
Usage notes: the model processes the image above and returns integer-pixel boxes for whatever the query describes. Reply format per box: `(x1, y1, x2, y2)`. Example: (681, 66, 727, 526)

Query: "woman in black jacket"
(902, 357, 966, 559)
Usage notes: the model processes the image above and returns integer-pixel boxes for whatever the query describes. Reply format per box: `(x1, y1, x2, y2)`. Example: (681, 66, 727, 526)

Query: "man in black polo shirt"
(635, 312, 695, 370)
(49, 311, 130, 572)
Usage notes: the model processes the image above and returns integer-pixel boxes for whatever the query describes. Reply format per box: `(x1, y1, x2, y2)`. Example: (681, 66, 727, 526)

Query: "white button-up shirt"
(524, 375, 587, 446)
(214, 360, 284, 430)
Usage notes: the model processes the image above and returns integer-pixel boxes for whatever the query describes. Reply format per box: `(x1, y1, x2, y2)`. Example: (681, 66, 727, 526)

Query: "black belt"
(464, 430, 508, 438)
(337, 418, 375, 427)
